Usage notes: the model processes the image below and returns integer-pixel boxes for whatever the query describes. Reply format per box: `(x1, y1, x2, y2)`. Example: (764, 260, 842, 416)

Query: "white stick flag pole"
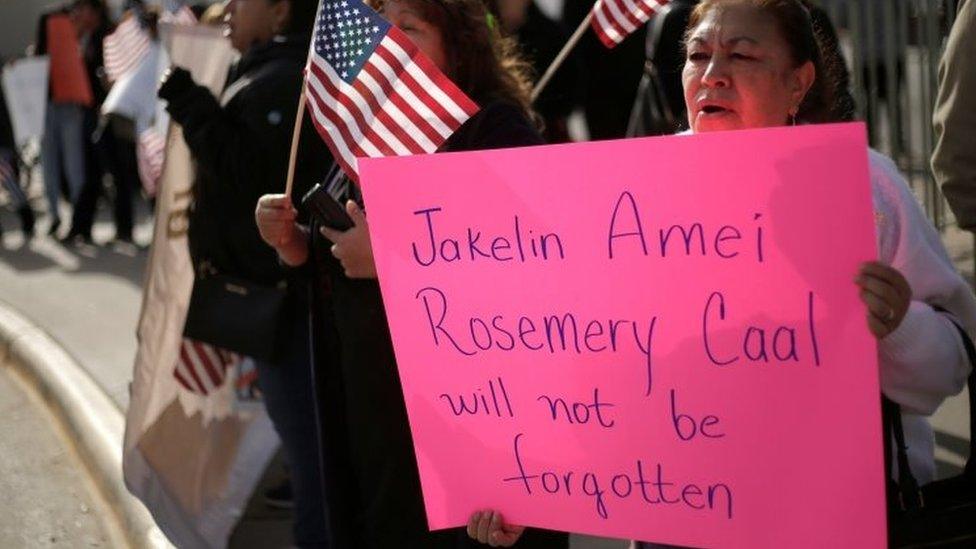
(284, 92, 308, 198)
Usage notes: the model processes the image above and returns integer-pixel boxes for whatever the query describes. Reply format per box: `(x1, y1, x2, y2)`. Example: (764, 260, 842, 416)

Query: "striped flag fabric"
(103, 14, 151, 82)
(137, 128, 166, 197)
(172, 338, 242, 396)
(304, 0, 480, 179)
(590, 0, 670, 48)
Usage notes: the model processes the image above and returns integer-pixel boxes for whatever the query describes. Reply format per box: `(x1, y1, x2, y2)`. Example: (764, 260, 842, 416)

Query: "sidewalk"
(0, 362, 113, 548)
(0, 208, 300, 548)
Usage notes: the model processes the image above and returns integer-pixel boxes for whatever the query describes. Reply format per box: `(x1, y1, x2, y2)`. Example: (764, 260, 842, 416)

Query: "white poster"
(1, 56, 50, 148)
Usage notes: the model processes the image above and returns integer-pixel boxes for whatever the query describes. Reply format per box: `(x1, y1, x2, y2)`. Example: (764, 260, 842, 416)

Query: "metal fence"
(626, 0, 964, 228)
(819, 0, 962, 228)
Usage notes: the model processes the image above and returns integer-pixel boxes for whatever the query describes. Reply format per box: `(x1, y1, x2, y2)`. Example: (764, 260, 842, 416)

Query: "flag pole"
(284, 92, 308, 198)
(531, 11, 593, 103)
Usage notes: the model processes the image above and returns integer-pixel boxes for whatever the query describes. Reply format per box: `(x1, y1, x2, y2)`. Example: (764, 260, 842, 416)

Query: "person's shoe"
(47, 217, 61, 236)
(264, 479, 294, 510)
(18, 207, 35, 240)
(110, 237, 139, 256)
(60, 232, 94, 247)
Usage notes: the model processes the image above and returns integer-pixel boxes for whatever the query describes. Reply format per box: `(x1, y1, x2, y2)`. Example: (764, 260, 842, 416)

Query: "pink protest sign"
(359, 123, 884, 548)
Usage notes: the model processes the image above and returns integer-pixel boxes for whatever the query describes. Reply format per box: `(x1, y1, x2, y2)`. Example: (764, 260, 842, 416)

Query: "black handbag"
(183, 263, 287, 362)
(885, 315, 976, 548)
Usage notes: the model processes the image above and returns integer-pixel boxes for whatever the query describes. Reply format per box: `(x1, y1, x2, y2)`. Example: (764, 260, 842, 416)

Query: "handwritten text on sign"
(359, 124, 885, 548)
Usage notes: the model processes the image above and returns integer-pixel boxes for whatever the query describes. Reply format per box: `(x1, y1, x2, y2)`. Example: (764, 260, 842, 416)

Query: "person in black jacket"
(256, 0, 569, 546)
(490, 0, 584, 143)
(65, 1, 147, 246)
(157, 0, 334, 546)
(36, 0, 110, 237)
(562, 0, 647, 140)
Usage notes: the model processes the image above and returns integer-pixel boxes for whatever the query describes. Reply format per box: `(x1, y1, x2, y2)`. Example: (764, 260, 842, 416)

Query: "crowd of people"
(3, 0, 976, 547)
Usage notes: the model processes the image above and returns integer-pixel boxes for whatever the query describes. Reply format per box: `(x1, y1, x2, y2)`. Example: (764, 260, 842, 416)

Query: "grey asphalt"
(0, 197, 971, 549)
(0, 359, 114, 548)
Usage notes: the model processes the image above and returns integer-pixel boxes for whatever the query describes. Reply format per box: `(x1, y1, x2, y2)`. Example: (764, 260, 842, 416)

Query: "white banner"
(122, 25, 277, 549)
(101, 42, 163, 133)
(1, 56, 50, 148)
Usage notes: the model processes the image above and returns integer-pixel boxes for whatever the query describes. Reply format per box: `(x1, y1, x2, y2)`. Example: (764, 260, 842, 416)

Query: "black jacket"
(311, 102, 567, 548)
(160, 34, 333, 287)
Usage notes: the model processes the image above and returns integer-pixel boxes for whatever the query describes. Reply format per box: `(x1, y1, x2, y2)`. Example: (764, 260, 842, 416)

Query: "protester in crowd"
(561, 0, 646, 140)
(68, 3, 156, 247)
(62, 0, 112, 244)
(255, 0, 567, 545)
(0, 66, 36, 239)
(933, 0, 976, 231)
(489, 0, 583, 142)
(157, 0, 333, 545)
(36, 0, 110, 237)
(466, 0, 976, 546)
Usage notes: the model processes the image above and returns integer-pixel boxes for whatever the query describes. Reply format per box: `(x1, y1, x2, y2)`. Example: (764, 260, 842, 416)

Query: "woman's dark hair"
(370, 0, 536, 117)
(686, 0, 845, 124)
(276, 0, 320, 35)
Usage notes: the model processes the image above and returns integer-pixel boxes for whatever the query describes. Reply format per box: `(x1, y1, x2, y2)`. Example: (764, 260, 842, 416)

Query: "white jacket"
(871, 149, 976, 484)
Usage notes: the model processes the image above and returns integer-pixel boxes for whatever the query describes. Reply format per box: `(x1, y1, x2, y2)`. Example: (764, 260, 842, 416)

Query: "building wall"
(0, 0, 126, 60)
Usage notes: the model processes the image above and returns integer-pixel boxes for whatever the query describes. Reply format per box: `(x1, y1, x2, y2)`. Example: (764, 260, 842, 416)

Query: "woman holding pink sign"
(255, 0, 572, 546)
(468, 0, 976, 547)
(679, 0, 976, 486)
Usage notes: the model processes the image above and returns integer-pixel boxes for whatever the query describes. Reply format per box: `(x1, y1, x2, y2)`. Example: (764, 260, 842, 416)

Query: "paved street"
(0, 357, 113, 548)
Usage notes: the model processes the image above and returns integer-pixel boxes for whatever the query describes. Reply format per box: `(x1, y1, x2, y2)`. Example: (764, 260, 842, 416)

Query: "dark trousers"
(254, 313, 330, 548)
(70, 115, 138, 240)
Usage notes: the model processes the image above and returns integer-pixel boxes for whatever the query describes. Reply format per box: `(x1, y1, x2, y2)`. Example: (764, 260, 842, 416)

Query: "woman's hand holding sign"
(856, 261, 912, 339)
(467, 510, 525, 547)
(320, 200, 377, 279)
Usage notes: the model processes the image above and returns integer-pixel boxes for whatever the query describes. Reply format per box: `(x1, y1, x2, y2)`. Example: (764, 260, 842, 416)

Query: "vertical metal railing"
(820, 0, 958, 229)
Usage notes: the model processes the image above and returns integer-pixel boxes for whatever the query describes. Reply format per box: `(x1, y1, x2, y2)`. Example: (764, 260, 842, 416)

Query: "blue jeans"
(41, 102, 87, 221)
(254, 315, 329, 548)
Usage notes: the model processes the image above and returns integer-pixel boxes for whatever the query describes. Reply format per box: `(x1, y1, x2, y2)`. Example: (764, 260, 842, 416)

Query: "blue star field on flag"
(314, 0, 391, 83)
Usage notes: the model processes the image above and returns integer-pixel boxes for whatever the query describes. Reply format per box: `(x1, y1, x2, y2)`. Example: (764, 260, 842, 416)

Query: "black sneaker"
(264, 479, 294, 510)
(60, 232, 94, 247)
(18, 207, 35, 239)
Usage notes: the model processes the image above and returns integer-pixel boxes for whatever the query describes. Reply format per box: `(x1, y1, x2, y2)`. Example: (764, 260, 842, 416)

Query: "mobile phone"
(301, 183, 354, 231)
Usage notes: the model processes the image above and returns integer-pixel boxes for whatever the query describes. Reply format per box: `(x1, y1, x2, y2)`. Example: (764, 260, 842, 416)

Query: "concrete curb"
(0, 303, 170, 549)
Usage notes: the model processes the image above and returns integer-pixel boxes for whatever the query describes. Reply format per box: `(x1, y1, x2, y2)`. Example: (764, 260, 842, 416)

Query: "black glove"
(158, 66, 196, 102)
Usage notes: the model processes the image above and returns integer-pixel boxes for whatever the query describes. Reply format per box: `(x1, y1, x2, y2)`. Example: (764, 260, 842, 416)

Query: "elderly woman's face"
(682, 3, 814, 132)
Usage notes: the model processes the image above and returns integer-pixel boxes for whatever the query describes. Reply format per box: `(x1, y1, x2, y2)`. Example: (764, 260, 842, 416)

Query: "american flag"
(304, 0, 480, 179)
(172, 338, 241, 396)
(590, 0, 670, 48)
(137, 128, 166, 197)
(103, 14, 151, 82)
